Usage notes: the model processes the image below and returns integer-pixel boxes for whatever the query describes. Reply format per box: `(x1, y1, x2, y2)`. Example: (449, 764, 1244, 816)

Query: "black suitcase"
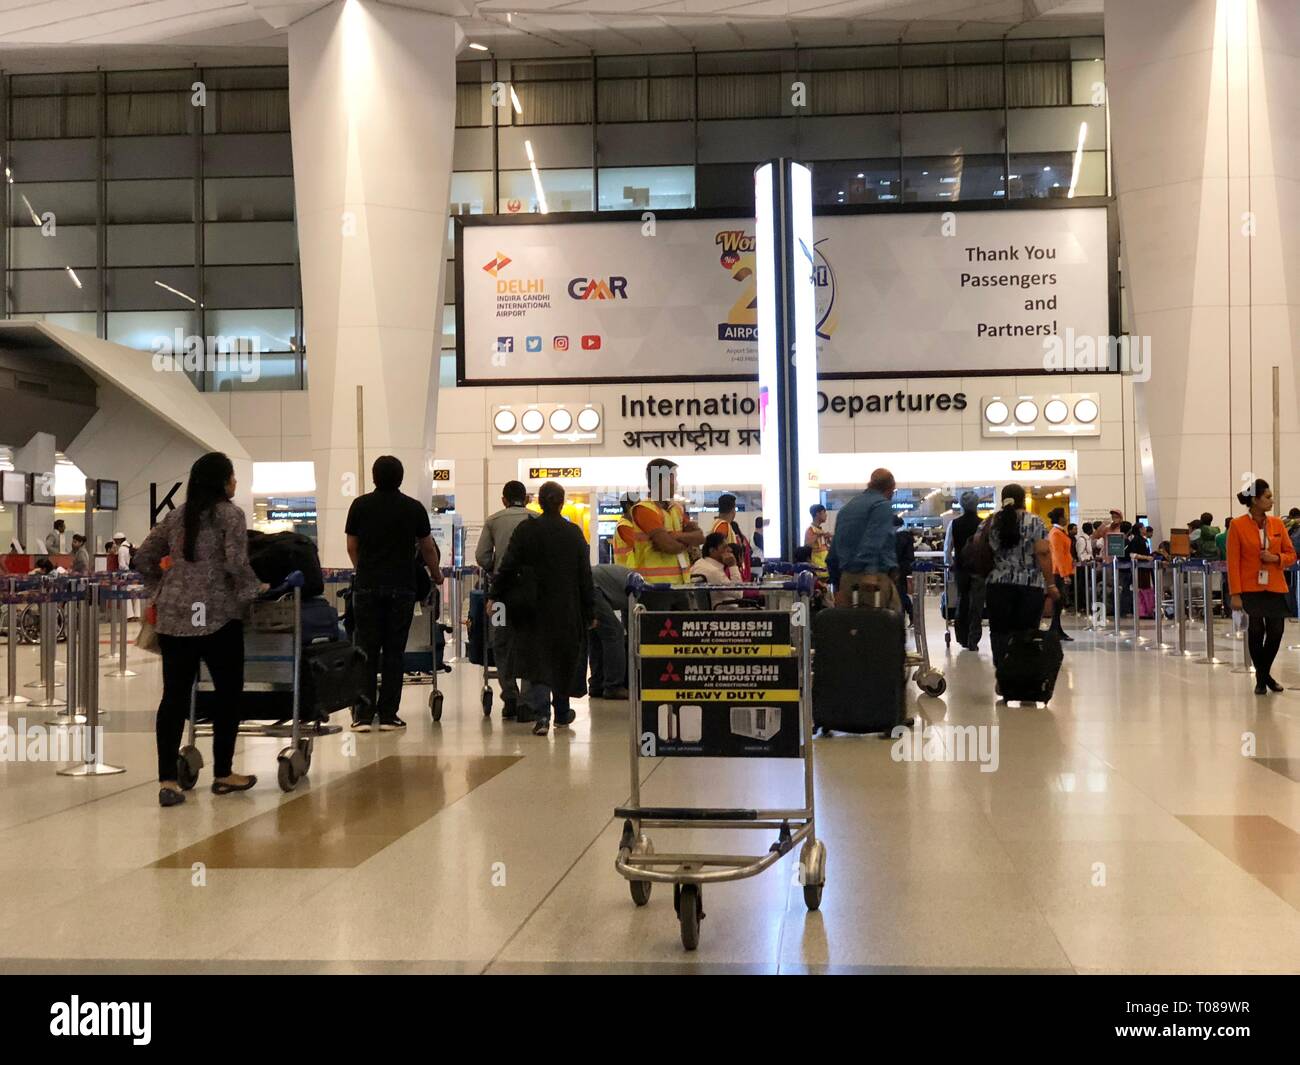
(995, 628, 1063, 704)
(812, 606, 911, 734)
(301, 639, 370, 718)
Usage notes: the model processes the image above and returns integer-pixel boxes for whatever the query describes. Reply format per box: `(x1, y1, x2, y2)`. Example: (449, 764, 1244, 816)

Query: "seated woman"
(690, 532, 743, 608)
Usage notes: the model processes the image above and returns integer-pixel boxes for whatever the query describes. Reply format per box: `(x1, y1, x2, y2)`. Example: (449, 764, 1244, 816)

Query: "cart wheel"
(480, 688, 493, 716)
(277, 757, 299, 792)
(944, 631, 951, 646)
(916, 668, 947, 697)
(177, 746, 203, 791)
(630, 880, 652, 906)
(803, 883, 824, 911)
(678, 884, 702, 951)
(298, 738, 312, 773)
(430, 690, 444, 722)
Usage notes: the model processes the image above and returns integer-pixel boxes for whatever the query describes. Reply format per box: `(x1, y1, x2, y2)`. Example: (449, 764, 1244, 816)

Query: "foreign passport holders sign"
(638, 611, 800, 758)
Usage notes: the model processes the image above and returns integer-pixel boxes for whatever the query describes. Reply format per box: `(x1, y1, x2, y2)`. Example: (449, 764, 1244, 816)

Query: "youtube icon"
(581, 335, 601, 350)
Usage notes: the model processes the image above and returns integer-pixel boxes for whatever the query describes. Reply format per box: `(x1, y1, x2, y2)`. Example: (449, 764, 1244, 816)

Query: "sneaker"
(501, 699, 517, 721)
(350, 719, 373, 733)
(378, 717, 407, 731)
(531, 717, 549, 736)
(602, 686, 629, 700)
(555, 710, 577, 728)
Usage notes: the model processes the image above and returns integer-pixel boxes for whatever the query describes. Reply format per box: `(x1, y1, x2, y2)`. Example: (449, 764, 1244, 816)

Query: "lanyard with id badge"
(1258, 522, 1270, 586)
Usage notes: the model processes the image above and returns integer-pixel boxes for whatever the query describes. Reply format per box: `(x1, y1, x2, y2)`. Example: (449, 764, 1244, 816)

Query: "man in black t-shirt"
(345, 455, 441, 730)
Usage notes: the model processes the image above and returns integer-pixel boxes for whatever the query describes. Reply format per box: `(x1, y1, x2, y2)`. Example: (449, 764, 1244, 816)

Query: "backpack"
(959, 516, 996, 577)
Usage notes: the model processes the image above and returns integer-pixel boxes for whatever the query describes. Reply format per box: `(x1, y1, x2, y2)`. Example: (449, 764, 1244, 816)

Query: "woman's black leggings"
(1247, 615, 1285, 681)
(156, 620, 244, 782)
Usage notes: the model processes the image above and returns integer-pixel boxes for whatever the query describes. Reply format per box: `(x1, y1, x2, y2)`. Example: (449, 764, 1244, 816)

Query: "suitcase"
(301, 639, 370, 718)
(995, 628, 1063, 704)
(300, 596, 342, 644)
(812, 605, 911, 734)
(467, 589, 493, 667)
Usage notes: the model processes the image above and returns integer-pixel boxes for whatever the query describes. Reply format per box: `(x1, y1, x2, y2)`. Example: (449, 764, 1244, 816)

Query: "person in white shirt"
(113, 531, 141, 620)
(689, 532, 742, 608)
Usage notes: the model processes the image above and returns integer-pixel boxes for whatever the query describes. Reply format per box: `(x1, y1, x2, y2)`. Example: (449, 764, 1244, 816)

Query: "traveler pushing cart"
(614, 572, 826, 951)
(182, 574, 349, 794)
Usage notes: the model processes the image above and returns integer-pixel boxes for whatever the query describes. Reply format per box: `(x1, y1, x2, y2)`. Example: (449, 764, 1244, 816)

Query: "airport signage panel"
(458, 205, 1109, 384)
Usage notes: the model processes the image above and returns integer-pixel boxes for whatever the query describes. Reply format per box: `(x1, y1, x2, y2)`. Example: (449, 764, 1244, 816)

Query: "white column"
(1107, 0, 1300, 533)
(287, 0, 460, 564)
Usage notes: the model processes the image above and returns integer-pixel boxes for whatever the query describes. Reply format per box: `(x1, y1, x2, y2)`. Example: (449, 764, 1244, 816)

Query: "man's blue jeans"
(523, 683, 572, 726)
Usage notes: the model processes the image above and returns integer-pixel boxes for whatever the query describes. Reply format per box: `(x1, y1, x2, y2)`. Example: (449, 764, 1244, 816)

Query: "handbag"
(136, 602, 161, 654)
(960, 517, 996, 577)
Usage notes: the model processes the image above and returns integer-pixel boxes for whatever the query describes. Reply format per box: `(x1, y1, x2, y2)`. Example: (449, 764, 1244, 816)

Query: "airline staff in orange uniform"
(1226, 478, 1296, 694)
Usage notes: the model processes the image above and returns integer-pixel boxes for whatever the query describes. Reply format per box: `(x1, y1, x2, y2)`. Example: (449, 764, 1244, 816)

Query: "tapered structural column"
(288, 0, 460, 564)
(1107, 0, 1300, 531)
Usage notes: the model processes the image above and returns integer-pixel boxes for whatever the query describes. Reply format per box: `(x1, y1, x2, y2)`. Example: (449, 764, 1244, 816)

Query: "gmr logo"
(482, 252, 512, 277)
(568, 276, 628, 300)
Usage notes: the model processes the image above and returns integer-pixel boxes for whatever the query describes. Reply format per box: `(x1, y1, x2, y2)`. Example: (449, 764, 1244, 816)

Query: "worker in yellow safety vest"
(612, 493, 642, 567)
(805, 503, 831, 580)
(711, 492, 753, 581)
(630, 458, 705, 584)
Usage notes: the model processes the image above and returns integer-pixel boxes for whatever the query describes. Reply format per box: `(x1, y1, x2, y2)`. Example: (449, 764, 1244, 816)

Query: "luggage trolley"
(181, 579, 341, 794)
(906, 561, 947, 696)
(614, 571, 827, 951)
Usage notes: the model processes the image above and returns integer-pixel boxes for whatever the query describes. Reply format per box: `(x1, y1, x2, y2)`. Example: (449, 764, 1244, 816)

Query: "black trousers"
(156, 620, 244, 783)
(353, 587, 417, 722)
(985, 582, 1046, 669)
(1049, 575, 1068, 634)
(1247, 615, 1285, 680)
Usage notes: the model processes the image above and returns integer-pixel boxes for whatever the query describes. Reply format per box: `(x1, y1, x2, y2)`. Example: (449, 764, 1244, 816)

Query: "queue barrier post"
(1098, 561, 1110, 629)
(1, 578, 30, 705)
(103, 593, 117, 659)
(1198, 565, 1226, 665)
(1168, 562, 1192, 656)
(1131, 561, 1144, 645)
(106, 580, 138, 679)
(59, 583, 124, 778)
(1110, 556, 1126, 641)
(1148, 560, 1169, 650)
(30, 588, 66, 707)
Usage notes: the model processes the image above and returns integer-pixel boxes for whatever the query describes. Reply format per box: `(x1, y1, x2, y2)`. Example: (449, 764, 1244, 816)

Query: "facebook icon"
(496, 336, 514, 353)
(525, 335, 542, 353)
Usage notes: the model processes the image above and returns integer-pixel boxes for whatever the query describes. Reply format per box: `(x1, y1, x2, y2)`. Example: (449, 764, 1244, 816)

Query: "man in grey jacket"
(589, 563, 630, 699)
(475, 480, 535, 719)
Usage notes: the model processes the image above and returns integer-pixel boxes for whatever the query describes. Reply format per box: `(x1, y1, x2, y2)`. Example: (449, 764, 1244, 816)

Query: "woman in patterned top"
(135, 452, 265, 807)
(984, 483, 1058, 670)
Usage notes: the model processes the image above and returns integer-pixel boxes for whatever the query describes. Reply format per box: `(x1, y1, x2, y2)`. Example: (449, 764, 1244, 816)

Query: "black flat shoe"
(1254, 682, 1269, 695)
(211, 775, 257, 795)
(158, 787, 186, 807)
(1265, 676, 1284, 692)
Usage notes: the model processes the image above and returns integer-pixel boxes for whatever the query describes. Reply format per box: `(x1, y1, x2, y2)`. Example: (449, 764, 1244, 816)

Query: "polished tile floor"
(0, 606, 1297, 974)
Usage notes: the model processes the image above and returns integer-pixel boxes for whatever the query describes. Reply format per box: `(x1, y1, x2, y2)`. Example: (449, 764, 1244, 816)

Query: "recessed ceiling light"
(493, 409, 517, 433)
(549, 408, 573, 432)
(576, 407, 601, 432)
(1074, 398, 1099, 423)
(1043, 399, 1069, 424)
(468, 42, 488, 51)
(520, 409, 545, 433)
(1014, 400, 1039, 423)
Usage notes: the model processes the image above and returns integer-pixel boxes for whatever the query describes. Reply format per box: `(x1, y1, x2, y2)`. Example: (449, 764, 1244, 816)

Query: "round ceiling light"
(1013, 400, 1039, 424)
(492, 409, 517, 433)
(520, 408, 545, 433)
(1043, 399, 1069, 424)
(549, 408, 573, 432)
(576, 407, 601, 432)
(984, 400, 1010, 425)
(1073, 397, 1099, 423)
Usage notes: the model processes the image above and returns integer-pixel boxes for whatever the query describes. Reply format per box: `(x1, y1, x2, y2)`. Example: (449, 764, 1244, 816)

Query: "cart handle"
(624, 571, 816, 597)
(260, 569, 306, 600)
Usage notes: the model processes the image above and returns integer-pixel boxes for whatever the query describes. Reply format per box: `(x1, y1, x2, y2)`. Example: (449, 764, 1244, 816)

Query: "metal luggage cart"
(905, 561, 947, 696)
(614, 571, 826, 951)
(182, 584, 341, 794)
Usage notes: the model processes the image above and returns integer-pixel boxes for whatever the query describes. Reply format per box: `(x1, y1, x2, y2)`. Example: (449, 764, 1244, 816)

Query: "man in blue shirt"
(827, 468, 901, 610)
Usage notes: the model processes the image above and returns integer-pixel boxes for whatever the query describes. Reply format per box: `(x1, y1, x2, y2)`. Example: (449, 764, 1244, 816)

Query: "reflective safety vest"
(613, 515, 641, 566)
(631, 500, 691, 585)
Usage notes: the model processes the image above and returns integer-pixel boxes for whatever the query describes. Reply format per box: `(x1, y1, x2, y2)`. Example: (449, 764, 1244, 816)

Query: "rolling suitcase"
(995, 627, 1063, 704)
(301, 640, 370, 719)
(812, 605, 912, 734)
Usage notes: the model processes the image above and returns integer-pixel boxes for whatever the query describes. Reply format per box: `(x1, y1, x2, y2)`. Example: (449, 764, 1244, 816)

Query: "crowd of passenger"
(129, 449, 1300, 803)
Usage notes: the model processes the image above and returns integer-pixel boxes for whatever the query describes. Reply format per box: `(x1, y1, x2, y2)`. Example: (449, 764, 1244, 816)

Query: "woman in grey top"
(984, 483, 1058, 670)
(135, 452, 264, 807)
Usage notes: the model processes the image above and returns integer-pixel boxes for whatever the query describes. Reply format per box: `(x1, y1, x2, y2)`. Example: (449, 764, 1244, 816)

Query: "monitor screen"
(27, 472, 55, 507)
(95, 479, 119, 511)
(0, 471, 27, 503)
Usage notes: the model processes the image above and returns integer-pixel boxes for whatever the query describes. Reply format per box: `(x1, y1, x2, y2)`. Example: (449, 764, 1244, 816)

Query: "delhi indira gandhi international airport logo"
(482, 251, 512, 276)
